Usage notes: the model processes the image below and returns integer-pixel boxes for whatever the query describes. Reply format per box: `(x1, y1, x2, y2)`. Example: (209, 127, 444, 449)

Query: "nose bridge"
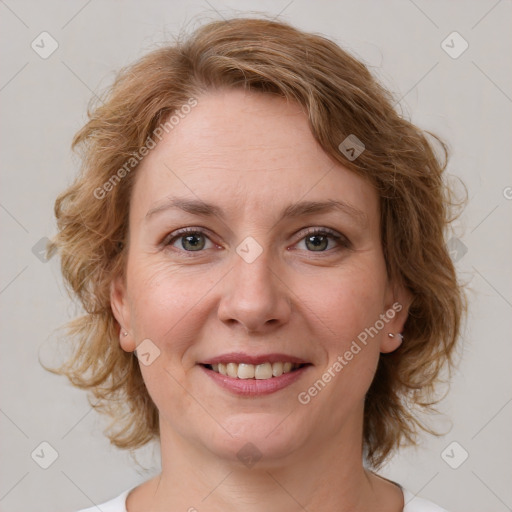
(234, 245, 276, 299)
(217, 240, 291, 332)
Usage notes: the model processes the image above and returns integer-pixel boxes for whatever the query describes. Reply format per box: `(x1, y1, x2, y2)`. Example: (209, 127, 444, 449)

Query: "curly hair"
(44, 16, 466, 468)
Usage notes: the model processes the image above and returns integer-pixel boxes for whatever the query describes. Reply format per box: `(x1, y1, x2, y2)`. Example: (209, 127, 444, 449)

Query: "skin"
(111, 88, 411, 512)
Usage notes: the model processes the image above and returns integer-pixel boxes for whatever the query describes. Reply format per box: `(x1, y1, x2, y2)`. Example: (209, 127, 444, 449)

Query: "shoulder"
(402, 488, 450, 512)
(74, 488, 131, 512)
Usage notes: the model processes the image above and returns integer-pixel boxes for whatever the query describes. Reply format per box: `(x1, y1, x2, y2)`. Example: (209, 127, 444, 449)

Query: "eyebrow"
(145, 197, 367, 226)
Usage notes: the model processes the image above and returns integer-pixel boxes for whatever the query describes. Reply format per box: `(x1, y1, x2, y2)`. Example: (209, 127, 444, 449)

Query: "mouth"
(201, 361, 307, 380)
(199, 353, 312, 396)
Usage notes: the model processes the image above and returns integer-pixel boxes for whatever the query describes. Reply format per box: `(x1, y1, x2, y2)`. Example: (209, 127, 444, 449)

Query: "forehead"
(130, 88, 378, 225)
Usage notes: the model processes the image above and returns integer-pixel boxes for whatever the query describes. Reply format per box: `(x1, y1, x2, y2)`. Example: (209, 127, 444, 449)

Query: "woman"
(46, 17, 465, 512)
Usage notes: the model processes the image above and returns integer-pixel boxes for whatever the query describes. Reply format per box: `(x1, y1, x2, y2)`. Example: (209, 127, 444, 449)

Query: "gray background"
(1, 1, 511, 511)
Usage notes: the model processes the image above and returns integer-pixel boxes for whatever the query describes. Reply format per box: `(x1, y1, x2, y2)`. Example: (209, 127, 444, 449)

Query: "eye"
(163, 228, 215, 252)
(295, 228, 350, 252)
(162, 227, 351, 255)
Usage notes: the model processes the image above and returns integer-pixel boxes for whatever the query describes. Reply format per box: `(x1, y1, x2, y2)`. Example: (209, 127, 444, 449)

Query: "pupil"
(307, 235, 327, 251)
(183, 234, 204, 251)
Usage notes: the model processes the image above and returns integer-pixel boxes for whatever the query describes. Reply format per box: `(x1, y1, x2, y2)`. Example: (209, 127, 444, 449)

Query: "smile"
(204, 361, 304, 380)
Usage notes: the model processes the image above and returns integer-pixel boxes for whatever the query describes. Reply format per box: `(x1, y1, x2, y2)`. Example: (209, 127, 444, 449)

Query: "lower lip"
(200, 365, 310, 396)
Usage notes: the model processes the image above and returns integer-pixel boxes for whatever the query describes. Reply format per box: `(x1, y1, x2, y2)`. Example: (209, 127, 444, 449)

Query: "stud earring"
(122, 331, 128, 337)
(388, 333, 404, 341)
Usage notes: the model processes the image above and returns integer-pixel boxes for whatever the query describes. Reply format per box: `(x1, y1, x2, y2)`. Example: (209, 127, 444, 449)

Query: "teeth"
(208, 361, 301, 379)
(254, 362, 272, 380)
(238, 363, 255, 379)
(226, 362, 238, 378)
(272, 362, 283, 377)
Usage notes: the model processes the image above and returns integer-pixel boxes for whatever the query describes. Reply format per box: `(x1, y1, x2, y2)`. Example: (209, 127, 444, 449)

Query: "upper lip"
(200, 352, 310, 365)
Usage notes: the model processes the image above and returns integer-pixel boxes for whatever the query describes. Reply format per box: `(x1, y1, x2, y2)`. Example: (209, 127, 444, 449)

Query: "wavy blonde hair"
(44, 16, 466, 468)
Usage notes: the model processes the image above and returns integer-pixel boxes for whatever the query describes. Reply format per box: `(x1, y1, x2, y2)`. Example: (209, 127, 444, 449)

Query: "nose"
(217, 246, 292, 335)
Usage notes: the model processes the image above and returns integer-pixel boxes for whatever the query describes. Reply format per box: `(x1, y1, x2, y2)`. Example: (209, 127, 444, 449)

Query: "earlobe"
(380, 282, 412, 354)
(380, 332, 404, 354)
(110, 276, 136, 352)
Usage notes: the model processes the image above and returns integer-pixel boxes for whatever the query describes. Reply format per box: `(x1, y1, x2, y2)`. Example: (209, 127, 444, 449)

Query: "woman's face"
(112, 88, 409, 464)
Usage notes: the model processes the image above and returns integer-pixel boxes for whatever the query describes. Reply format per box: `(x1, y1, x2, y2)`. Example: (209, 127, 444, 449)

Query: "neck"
(140, 422, 402, 512)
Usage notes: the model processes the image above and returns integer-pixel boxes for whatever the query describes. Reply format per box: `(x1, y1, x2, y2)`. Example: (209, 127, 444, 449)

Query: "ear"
(379, 280, 413, 354)
(110, 274, 136, 352)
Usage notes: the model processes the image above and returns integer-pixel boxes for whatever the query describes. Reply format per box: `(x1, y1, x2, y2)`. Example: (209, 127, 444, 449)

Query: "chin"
(202, 411, 311, 467)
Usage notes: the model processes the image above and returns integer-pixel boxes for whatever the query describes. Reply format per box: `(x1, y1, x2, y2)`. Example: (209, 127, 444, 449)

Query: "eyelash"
(162, 227, 351, 255)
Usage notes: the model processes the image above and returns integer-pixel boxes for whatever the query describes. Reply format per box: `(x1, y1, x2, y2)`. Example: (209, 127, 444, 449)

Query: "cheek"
(125, 257, 212, 351)
(302, 259, 387, 384)
(328, 283, 386, 342)
(303, 262, 387, 343)
(124, 259, 213, 416)
(301, 283, 385, 420)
